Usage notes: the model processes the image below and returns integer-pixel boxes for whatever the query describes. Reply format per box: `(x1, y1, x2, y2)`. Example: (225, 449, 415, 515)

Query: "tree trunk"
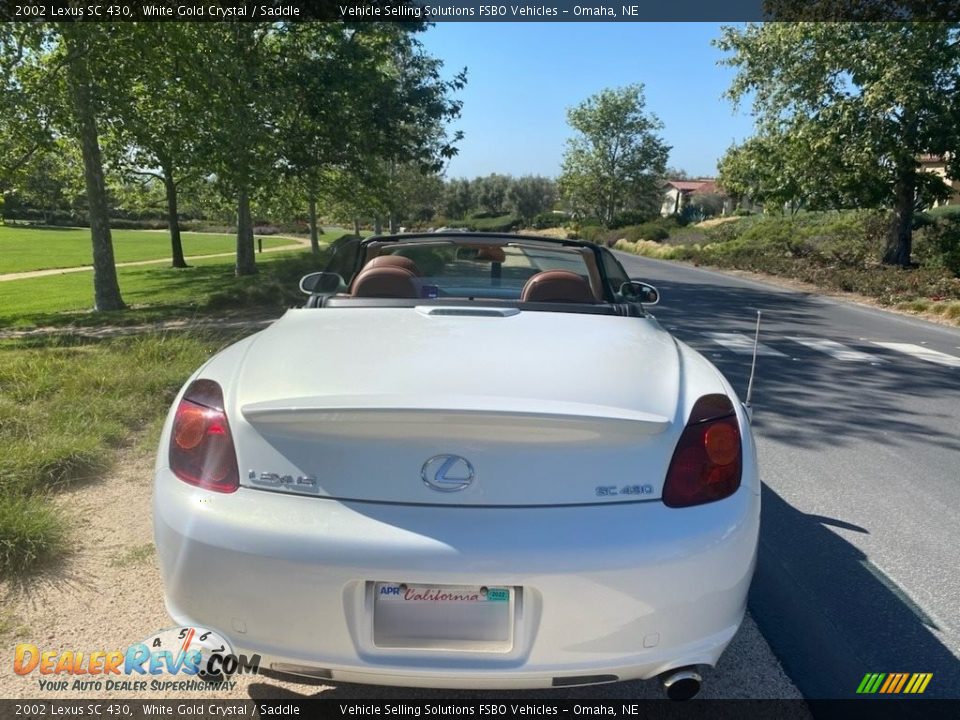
(161, 160, 187, 268)
(308, 195, 320, 255)
(373, 216, 383, 235)
(64, 27, 125, 311)
(353, 218, 361, 236)
(883, 172, 915, 267)
(236, 188, 257, 276)
(389, 214, 399, 234)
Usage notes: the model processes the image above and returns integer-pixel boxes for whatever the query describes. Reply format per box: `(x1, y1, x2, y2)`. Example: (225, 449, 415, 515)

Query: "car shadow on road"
(752, 483, 960, 699)
(617, 267, 960, 700)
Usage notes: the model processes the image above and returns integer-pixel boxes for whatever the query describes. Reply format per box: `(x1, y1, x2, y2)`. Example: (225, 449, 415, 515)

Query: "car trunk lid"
(230, 308, 684, 506)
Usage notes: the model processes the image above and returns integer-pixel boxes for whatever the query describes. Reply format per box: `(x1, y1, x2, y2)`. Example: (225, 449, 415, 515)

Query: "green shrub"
(922, 204, 960, 220)
(530, 212, 569, 229)
(577, 225, 606, 244)
(610, 210, 655, 229)
(705, 216, 752, 243)
(914, 216, 960, 275)
(621, 222, 670, 242)
(446, 214, 520, 232)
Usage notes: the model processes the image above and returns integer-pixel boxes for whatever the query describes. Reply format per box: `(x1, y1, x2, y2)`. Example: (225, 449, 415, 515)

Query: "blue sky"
(419, 22, 755, 180)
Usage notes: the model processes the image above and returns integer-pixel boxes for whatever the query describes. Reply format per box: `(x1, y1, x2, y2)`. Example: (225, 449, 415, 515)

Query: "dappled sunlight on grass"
(0, 247, 329, 329)
(0, 225, 294, 274)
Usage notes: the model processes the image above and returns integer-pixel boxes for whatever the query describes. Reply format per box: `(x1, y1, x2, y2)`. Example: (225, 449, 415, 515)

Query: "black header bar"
(3, 0, 960, 22)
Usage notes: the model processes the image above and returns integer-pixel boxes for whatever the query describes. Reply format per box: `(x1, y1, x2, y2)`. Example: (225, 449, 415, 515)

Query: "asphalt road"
(616, 253, 960, 699)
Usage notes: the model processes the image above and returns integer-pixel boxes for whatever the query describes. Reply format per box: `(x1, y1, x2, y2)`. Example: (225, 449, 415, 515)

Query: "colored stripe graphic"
(894, 673, 910, 693)
(857, 672, 932, 694)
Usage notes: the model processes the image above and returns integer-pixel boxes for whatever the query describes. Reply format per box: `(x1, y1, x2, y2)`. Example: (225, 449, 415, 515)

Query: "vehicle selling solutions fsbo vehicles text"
(338, 4, 561, 18)
(338, 705, 567, 716)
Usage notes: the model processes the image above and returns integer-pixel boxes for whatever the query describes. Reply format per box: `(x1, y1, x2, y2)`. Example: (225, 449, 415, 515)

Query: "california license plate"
(372, 582, 515, 652)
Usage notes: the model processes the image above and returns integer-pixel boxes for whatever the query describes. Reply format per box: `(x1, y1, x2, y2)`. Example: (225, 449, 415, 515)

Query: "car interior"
(305, 234, 650, 316)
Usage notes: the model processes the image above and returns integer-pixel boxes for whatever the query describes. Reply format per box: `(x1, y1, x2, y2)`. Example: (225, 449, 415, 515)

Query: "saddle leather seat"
(351, 266, 420, 299)
(364, 255, 421, 276)
(520, 270, 596, 303)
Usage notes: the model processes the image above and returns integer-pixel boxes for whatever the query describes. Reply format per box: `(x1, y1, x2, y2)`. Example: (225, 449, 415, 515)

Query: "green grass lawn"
(0, 249, 329, 329)
(0, 225, 297, 274)
(0, 227, 363, 576)
(0, 228, 361, 328)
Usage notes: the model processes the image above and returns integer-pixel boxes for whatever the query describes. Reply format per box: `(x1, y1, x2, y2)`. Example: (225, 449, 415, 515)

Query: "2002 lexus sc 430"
(153, 232, 760, 700)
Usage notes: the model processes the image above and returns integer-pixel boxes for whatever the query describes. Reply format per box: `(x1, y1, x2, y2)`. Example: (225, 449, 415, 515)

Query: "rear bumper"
(153, 471, 759, 689)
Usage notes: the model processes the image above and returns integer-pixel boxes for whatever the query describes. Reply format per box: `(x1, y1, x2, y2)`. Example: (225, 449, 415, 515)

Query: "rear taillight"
(169, 379, 239, 493)
(663, 394, 742, 508)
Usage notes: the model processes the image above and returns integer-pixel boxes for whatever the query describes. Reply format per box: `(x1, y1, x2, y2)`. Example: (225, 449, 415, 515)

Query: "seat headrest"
(475, 246, 506, 263)
(364, 255, 421, 276)
(520, 270, 596, 303)
(351, 266, 420, 299)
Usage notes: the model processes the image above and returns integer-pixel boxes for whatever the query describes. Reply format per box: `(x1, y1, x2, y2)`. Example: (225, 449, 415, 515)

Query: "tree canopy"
(716, 22, 960, 266)
(558, 84, 669, 224)
(0, 20, 466, 299)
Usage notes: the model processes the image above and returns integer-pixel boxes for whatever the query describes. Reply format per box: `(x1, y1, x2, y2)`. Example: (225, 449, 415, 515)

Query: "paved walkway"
(0, 235, 311, 282)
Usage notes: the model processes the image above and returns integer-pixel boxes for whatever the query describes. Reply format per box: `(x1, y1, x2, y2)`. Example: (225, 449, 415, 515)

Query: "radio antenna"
(745, 310, 762, 411)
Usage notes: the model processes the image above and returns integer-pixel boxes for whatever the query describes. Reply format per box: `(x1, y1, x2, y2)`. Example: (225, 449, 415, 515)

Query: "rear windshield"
(376, 242, 593, 300)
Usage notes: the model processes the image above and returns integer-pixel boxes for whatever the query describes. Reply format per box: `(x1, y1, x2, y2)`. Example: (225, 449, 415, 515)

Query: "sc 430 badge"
(248, 470, 317, 487)
(596, 484, 654, 497)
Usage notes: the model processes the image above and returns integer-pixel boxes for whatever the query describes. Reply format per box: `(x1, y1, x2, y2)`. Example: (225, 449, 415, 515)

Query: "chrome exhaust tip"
(660, 666, 702, 700)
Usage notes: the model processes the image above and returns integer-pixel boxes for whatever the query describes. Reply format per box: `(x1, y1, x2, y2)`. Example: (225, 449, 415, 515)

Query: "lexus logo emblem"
(422, 455, 475, 492)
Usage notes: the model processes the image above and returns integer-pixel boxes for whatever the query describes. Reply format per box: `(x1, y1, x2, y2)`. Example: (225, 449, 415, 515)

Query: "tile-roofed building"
(661, 179, 724, 217)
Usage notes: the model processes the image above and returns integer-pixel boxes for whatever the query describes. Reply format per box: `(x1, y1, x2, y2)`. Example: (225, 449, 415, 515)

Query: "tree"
(105, 24, 208, 268)
(716, 23, 960, 266)
(664, 167, 691, 180)
(380, 162, 445, 227)
(191, 23, 287, 276)
(276, 23, 385, 254)
(507, 175, 557, 223)
(356, 33, 465, 232)
(717, 133, 819, 213)
(59, 23, 125, 310)
(4, 139, 84, 223)
(0, 27, 54, 196)
(474, 174, 511, 215)
(719, 127, 888, 214)
(2, 23, 125, 310)
(442, 178, 474, 219)
(685, 192, 726, 222)
(558, 84, 669, 224)
(275, 23, 464, 244)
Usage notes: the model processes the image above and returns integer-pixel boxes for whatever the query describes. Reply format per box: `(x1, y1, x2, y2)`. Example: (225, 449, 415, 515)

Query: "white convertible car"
(153, 232, 760, 699)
